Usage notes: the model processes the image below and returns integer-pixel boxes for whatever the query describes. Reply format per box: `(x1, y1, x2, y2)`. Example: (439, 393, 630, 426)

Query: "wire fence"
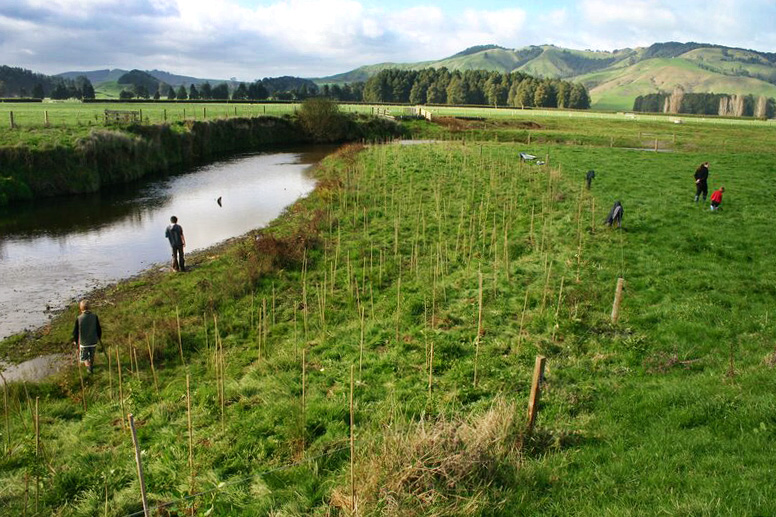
(2, 101, 773, 130)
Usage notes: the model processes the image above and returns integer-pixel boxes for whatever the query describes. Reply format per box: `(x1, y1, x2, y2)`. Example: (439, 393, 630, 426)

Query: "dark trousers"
(171, 246, 185, 271)
(695, 182, 708, 201)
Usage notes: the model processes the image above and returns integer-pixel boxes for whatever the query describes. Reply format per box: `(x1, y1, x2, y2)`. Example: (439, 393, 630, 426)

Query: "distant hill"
(57, 69, 226, 88)
(57, 69, 238, 98)
(317, 42, 776, 111)
(57, 69, 127, 84)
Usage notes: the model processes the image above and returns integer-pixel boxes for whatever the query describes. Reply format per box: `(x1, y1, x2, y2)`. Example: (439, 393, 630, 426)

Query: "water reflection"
(0, 145, 333, 340)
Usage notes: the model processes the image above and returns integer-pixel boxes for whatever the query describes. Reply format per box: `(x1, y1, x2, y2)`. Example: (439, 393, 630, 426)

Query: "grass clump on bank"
(1, 114, 776, 515)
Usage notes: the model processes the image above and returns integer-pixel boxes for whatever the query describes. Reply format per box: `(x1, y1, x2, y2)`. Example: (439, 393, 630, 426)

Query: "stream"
(0, 145, 334, 350)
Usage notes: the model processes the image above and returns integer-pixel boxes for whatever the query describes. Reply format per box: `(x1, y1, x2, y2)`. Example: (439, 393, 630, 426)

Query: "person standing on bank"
(165, 215, 186, 272)
(72, 299, 102, 374)
(694, 162, 710, 203)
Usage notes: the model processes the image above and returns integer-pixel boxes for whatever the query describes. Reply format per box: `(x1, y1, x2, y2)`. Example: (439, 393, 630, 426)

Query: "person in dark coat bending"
(605, 201, 623, 228)
(72, 299, 102, 373)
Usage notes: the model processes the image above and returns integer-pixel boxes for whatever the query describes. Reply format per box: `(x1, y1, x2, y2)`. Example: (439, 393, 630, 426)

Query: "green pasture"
(1, 116, 776, 514)
(0, 101, 301, 129)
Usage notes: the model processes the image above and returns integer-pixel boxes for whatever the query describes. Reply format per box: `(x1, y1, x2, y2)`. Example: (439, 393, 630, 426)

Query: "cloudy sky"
(2, 0, 775, 81)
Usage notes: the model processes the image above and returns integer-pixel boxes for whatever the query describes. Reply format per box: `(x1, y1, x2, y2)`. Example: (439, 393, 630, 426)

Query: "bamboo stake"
(540, 260, 553, 313)
(34, 397, 39, 513)
(186, 374, 193, 472)
(132, 347, 140, 382)
(359, 307, 365, 381)
(301, 348, 306, 453)
(176, 306, 185, 365)
(128, 338, 135, 376)
(128, 414, 150, 517)
(526, 356, 547, 433)
(517, 290, 530, 353)
(203, 312, 209, 352)
(116, 347, 126, 430)
(349, 364, 356, 514)
(395, 274, 402, 345)
(257, 302, 263, 361)
(262, 298, 268, 356)
(428, 340, 434, 401)
(145, 335, 159, 394)
(1, 373, 10, 455)
(553, 277, 565, 341)
(473, 270, 483, 388)
(611, 277, 625, 324)
(106, 344, 113, 401)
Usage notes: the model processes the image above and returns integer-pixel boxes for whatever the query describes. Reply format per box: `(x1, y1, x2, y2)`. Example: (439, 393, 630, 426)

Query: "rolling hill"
(318, 42, 776, 111)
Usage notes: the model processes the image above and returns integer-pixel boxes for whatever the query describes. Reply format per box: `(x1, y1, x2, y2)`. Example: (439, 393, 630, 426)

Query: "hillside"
(318, 42, 776, 111)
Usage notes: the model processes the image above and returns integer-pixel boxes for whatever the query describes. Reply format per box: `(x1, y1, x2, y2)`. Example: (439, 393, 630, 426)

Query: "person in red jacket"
(710, 187, 724, 211)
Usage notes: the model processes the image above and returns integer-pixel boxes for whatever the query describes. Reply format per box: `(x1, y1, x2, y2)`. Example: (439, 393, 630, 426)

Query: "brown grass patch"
(333, 398, 523, 515)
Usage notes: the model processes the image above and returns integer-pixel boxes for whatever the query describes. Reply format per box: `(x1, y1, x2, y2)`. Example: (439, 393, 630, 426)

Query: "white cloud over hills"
(1, 0, 774, 80)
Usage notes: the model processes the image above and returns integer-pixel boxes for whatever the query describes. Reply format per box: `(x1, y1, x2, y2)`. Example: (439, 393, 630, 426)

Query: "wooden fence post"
(128, 414, 151, 517)
(44, 110, 49, 127)
(526, 355, 546, 432)
(611, 277, 624, 324)
(9, 111, 15, 129)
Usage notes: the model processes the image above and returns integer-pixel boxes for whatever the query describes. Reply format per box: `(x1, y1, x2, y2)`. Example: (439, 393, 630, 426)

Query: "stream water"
(0, 145, 333, 345)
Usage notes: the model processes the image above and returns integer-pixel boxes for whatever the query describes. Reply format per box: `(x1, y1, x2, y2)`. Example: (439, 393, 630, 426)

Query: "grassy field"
(2, 100, 773, 152)
(1, 114, 776, 515)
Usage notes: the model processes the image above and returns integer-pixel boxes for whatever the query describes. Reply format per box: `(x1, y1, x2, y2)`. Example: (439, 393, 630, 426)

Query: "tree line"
(360, 68, 591, 108)
(120, 75, 324, 101)
(0, 66, 95, 99)
(633, 88, 776, 118)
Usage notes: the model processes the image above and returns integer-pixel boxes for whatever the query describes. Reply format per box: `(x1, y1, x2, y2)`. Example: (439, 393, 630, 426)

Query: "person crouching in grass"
(72, 299, 102, 373)
(710, 187, 725, 211)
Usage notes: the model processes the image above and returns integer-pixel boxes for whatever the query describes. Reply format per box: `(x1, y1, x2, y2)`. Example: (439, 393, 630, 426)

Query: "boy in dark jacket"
(72, 299, 102, 373)
(165, 215, 186, 272)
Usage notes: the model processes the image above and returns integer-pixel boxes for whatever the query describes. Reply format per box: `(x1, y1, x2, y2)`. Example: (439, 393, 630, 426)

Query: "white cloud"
(1, 0, 775, 80)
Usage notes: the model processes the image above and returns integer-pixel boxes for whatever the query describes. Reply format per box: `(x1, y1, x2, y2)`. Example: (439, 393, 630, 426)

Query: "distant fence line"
(1, 101, 774, 130)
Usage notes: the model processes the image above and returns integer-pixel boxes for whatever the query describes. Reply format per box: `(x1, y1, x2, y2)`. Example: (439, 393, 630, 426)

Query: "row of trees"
(0, 66, 95, 99)
(119, 76, 321, 101)
(116, 68, 591, 109)
(633, 88, 776, 118)
(361, 68, 591, 109)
